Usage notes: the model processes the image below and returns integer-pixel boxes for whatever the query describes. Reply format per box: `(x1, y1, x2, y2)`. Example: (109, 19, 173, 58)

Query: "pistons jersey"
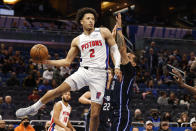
(78, 28, 109, 69)
(48, 101, 71, 131)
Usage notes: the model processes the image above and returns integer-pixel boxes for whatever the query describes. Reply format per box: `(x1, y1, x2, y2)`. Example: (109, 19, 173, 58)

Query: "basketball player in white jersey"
(16, 7, 121, 131)
(48, 91, 75, 131)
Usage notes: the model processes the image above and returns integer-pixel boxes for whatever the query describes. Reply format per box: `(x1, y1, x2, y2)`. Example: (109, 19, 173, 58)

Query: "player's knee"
(91, 111, 99, 120)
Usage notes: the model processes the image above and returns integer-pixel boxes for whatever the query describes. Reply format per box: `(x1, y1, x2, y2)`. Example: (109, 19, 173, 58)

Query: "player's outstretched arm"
(43, 37, 79, 67)
(172, 69, 196, 94)
(53, 102, 69, 130)
(78, 91, 91, 105)
(100, 27, 122, 81)
(112, 13, 129, 65)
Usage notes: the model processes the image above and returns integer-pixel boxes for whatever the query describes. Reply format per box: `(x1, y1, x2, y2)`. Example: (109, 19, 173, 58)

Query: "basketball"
(30, 44, 48, 62)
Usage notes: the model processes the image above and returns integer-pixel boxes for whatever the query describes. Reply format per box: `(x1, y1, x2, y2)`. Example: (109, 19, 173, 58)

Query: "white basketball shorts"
(64, 67, 107, 105)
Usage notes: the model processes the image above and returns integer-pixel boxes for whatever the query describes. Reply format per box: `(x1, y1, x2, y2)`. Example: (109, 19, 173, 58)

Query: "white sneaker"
(16, 106, 38, 118)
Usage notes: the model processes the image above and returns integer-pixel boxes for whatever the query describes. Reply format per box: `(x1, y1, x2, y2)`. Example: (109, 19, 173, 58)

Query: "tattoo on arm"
(116, 32, 124, 49)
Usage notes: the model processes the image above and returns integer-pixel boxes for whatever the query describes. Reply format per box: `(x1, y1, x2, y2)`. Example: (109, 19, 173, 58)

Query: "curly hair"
(75, 7, 98, 25)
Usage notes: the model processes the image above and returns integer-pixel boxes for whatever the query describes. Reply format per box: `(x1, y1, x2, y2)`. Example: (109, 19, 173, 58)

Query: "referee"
(110, 13, 136, 131)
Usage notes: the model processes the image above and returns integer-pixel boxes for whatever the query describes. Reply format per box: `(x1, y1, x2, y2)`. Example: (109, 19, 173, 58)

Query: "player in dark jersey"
(110, 13, 136, 131)
(79, 68, 113, 131)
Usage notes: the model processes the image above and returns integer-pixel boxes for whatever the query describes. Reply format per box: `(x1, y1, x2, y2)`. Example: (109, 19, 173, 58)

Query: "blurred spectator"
(42, 67, 53, 81)
(132, 127, 139, 131)
(180, 94, 190, 109)
(146, 47, 158, 75)
(28, 88, 40, 103)
(14, 116, 35, 131)
(53, 67, 62, 85)
(0, 97, 3, 105)
(177, 112, 189, 127)
(190, 117, 196, 131)
(161, 112, 173, 122)
(0, 120, 7, 131)
(23, 73, 37, 88)
(167, 92, 179, 106)
(148, 109, 161, 124)
(6, 72, 20, 86)
(45, 121, 51, 131)
(142, 79, 157, 99)
(35, 70, 43, 85)
(2, 58, 13, 74)
(158, 121, 171, 131)
(188, 52, 195, 66)
(157, 91, 168, 105)
(144, 120, 154, 131)
(7, 124, 14, 131)
(0, 43, 5, 52)
(180, 54, 188, 70)
(7, 46, 13, 56)
(38, 79, 52, 94)
(51, 79, 58, 89)
(133, 109, 144, 123)
(11, 21, 17, 28)
(1, 95, 16, 119)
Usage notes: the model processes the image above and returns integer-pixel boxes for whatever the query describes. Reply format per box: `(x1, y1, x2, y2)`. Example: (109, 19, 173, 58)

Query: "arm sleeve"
(110, 44, 121, 69)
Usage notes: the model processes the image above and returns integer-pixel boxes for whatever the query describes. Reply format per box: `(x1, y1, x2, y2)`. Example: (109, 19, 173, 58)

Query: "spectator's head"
(21, 116, 30, 128)
(45, 121, 51, 131)
(0, 120, 6, 130)
(145, 120, 153, 131)
(8, 124, 14, 131)
(180, 112, 189, 122)
(134, 109, 142, 118)
(0, 97, 3, 104)
(150, 41, 156, 47)
(54, 53, 59, 60)
(150, 109, 160, 120)
(160, 91, 167, 98)
(5, 95, 12, 104)
(11, 72, 16, 78)
(183, 94, 190, 102)
(162, 112, 171, 122)
(149, 48, 154, 55)
(32, 88, 38, 95)
(62, 91, 71, 102)
(190, 117, 196, 131)
(190, 59, 196, 73)
(190, 52, 195, 61)
(169, 92, 176, 100)
(15, 51, 20, 56)
(159, 121, 170, 131)
(132, 127, 139, 131)
(0, 43, 5, 50)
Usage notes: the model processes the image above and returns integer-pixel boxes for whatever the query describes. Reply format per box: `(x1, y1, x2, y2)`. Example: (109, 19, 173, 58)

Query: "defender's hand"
(115, 68, 122, 82)
(116, 13, 122, 28)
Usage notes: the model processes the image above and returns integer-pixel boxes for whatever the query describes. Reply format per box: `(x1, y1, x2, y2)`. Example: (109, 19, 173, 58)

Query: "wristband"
(116, 28, 122, 31)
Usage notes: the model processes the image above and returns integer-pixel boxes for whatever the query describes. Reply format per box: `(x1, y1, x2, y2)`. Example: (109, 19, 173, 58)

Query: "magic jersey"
(78, 28, 109, 69)
(49, 101, 71, 131)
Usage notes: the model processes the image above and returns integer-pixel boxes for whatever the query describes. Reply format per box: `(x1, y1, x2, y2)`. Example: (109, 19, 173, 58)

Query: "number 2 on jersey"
(90, 49, 95, 58)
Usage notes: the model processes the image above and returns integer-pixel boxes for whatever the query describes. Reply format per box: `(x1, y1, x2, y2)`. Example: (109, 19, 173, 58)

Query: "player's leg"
(16, 82, 71, 117)
(89, 102, 102, 131)
(16, 67, 87, 118)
